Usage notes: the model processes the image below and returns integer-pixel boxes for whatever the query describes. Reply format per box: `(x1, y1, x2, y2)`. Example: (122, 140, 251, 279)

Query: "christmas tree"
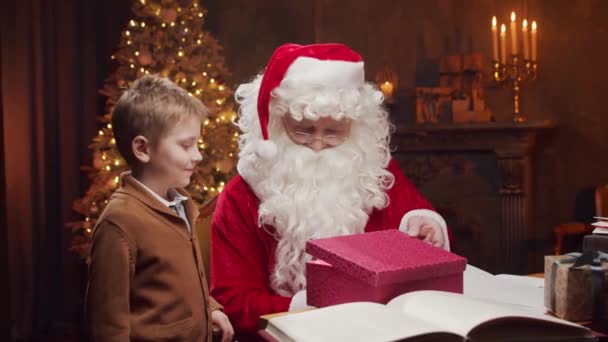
(68, 0, 239, 260)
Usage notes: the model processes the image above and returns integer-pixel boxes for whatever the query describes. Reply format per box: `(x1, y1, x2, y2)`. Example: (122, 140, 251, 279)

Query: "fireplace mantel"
(392, 120, 556, 274)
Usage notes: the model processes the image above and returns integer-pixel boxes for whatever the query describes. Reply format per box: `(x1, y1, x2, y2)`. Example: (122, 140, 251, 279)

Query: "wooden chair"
(552, 184, 608, 255)
(194, 194, 218, 285)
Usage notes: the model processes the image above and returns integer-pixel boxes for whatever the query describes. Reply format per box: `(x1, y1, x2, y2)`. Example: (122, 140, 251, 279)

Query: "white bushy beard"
(238, 129, 392, 297)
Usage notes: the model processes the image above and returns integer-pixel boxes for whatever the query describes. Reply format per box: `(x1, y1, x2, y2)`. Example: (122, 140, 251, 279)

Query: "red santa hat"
(254, 43, 365, 159)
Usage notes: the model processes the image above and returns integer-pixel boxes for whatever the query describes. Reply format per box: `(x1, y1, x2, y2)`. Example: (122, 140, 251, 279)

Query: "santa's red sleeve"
(384, 158, 453, 249)
(210, 178, 291, 334)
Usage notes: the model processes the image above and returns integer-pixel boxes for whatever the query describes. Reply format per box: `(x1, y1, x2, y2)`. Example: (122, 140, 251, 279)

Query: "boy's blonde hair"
(111, 75, 208, 165)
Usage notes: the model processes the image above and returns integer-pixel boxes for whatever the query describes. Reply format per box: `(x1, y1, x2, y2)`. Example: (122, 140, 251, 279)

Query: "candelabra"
(492, 56, 538, 123)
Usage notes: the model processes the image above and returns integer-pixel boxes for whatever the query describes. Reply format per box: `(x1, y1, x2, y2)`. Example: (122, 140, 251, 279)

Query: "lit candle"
(491, 16, 499, 61)
(531, 21, 538, 61)
(510, 12, 518, 55)
(522, 19, 530, 60)
(500, 24, 507, 64)
(380, 81, 394, 100)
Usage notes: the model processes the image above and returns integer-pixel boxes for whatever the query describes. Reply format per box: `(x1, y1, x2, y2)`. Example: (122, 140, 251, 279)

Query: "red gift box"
(305, 230, 467, 307)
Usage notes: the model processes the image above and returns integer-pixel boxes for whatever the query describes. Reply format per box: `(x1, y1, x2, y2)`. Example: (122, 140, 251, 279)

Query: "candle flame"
(492, 16, 497, 27)
(511, 11, 516, 22)
(531, 21, 537, 31)
(500, 24, 506, 33)
(522, 19, 528, 29)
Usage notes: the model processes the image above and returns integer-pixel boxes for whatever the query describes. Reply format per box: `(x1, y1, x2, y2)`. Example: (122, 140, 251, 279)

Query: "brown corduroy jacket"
(85, 174, 223, 342)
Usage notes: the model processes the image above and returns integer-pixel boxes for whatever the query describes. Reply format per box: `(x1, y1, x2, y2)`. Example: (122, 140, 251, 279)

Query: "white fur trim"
(255, 140, 278, 160)
(288, 290, 312, 311)
(399, 209, 451, 251)
(284, 57, 364, 88)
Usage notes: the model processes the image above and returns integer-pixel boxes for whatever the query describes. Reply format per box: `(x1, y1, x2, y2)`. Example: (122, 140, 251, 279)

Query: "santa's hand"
(288, 290, 311, 312)
(406, 215, 445, 248)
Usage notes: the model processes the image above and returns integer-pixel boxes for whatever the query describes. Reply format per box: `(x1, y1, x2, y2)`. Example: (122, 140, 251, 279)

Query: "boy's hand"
(211, 309, 234, 342)
(406, 215, 445, 248)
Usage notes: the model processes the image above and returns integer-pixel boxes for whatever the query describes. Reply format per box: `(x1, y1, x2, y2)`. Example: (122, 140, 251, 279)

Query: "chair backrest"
(194, 195, 218, 280)
(595, 184, 608, 217)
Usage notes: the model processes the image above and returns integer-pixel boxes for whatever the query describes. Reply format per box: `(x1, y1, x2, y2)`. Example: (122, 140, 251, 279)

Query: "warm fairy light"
(191, 81, 197, 86)
(216, 100, 221, 105)
(101, 155, 107, 160)
(114, 176, 119, 184)
(210, 78, 215, 83)
(98, 130, 104, 136)
(195, 89, 201, 95)
(202, 72, 207, 76)
(135, 51, 140, 56)
(130, 20, 137, 27)
(111, 55, 115, 60)
(197, 39, 202, 45)
(105, 165, 111, 171)
(198, 13, 203, 17)
(204, 119, 209, 125)
(162, 23, 166, 28)
(125, 30, 130, 36)
(141, 22, 146, 28)
(203, 186, 208, 191)
(107, 123, 112, 129)
(127, 40, 132, 45)
(130, 64, 135, 69)
(110, 138, 115, 145)
(181, 77, 187, 83)
(170, 22, 176, 27)
(178, 51, 184, 57)
(114, 160, 120, 166)
(218, 85, 224, 91)
(198, 138, 203, 143)
(184, 28, 188, 33)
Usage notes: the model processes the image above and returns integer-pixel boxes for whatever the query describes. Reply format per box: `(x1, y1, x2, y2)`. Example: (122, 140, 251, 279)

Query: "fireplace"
(392, 121, 555, 274)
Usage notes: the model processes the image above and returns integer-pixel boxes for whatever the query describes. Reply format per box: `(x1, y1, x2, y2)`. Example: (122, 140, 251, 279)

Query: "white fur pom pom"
(255, 140, 278, 159)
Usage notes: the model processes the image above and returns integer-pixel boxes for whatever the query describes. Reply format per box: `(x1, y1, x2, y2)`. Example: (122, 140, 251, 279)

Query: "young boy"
(85, 75, 233, 342)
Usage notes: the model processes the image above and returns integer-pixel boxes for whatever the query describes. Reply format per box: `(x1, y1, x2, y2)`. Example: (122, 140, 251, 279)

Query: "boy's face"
(147, 115, 203, 189)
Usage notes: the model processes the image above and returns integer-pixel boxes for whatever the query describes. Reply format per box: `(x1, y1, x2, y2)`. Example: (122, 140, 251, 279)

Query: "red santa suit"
(209, 43, 450, 338)
(210, 158, 449, 334)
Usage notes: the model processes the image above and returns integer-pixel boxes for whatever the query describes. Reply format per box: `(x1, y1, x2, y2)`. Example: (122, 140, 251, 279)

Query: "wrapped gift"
(544, 252, 608, 322)
(583, 234, 608, 253)
(305, 230, 467, 307)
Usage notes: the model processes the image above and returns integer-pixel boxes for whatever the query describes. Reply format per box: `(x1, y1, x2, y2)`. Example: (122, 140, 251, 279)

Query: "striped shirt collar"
(128, 172, 189, 208)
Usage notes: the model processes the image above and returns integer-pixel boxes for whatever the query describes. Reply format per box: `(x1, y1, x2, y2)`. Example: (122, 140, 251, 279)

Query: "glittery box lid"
(306, 230, 467, 287)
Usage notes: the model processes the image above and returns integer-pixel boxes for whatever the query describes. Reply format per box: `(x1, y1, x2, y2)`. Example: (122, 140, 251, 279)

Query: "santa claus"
(210, 43, 450, 337)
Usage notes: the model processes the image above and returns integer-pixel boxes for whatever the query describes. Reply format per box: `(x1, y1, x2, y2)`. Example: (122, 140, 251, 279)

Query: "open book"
(263, 290, 595, 342)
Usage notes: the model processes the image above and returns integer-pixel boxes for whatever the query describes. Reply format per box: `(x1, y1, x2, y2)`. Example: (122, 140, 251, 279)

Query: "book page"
(267, 302, 461, 342)
(494, 273, 544, 289)
(387, 290, 590, 338)
(463, 264, 546, 314)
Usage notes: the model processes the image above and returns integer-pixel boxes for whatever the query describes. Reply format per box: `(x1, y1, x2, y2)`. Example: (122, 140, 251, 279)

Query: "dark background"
(2, 0, 607, 340)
